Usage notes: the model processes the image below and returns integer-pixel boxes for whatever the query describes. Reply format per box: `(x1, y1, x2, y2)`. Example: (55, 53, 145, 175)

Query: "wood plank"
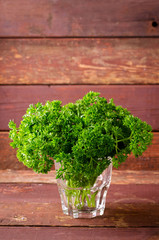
(0, 0, 159, 37)
(0, 170, 159, 184)
(1, 131, 159, 170)
(0, 183, 158, 226)
(0, 38, 159, 85)
(0, 227, 158, 240)
(0, 132, 27, 170)
(0, 85, 159, 130)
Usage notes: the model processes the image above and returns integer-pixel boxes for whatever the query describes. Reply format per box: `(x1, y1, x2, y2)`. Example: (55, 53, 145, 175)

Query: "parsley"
(9, 91, 153, 189)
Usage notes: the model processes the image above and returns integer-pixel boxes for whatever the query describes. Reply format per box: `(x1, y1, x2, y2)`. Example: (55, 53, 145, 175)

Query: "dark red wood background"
(0, 0, 159, 37)
(0, 38, 159, 85)
(0, 1, 159, 238)
(0, 1, 159, 169)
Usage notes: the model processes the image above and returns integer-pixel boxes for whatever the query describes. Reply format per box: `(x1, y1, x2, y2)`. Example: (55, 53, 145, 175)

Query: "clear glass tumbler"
(55, 161, 112, 218)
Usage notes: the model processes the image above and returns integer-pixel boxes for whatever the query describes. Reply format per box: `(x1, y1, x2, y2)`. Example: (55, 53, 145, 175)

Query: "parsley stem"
(116, 134, 132, 143)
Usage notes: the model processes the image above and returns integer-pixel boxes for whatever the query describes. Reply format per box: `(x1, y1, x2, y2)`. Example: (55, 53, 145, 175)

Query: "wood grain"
(0, 132, 27, 170)
(0, 169, 159, 184)
(0, 0, 159, 37)
(0, 85, 159, 130)
(0, 183, 158, 227)
(0, 38, 159, 84)
(0, 227, 158, 240)
(1, 132, 159, 170)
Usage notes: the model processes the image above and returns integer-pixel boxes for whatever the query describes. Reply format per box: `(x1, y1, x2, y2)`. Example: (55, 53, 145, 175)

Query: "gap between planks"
(0, 225, 159, 230)
(0, 170, 158, 184)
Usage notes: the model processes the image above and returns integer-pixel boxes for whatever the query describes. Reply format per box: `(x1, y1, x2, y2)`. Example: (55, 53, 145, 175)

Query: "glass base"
(62, 206, 105, 218)
(55, 160, 112, 219)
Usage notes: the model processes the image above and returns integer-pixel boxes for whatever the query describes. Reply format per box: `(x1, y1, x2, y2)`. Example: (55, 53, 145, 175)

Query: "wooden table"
(0, 170, 159, 239)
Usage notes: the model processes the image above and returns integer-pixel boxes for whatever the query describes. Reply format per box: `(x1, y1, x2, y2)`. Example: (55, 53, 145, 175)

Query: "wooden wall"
(0, 0, 159, 170)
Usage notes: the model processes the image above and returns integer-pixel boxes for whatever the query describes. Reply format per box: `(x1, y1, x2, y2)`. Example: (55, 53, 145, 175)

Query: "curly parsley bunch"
(9, 91, 152, 188)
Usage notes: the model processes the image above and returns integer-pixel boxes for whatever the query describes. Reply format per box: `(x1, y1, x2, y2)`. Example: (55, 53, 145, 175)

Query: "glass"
(55, 160, 112, 218)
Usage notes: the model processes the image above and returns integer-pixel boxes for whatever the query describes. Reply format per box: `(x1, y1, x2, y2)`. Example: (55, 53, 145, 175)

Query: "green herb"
(9, 91, 153, 189)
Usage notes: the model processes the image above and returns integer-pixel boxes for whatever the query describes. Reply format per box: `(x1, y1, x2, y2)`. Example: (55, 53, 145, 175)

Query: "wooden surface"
(0, 227, 158, 240)
(0, 177, 158, 227)
(0, 1, 159, 238)
(0, 170, 159, 239)
(0, 85, 159, 131)
(1, 38, 159, 85)
(0, 170, 159, 184)
(0, 0, 159, 37)
(1, 132, 159, 171)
